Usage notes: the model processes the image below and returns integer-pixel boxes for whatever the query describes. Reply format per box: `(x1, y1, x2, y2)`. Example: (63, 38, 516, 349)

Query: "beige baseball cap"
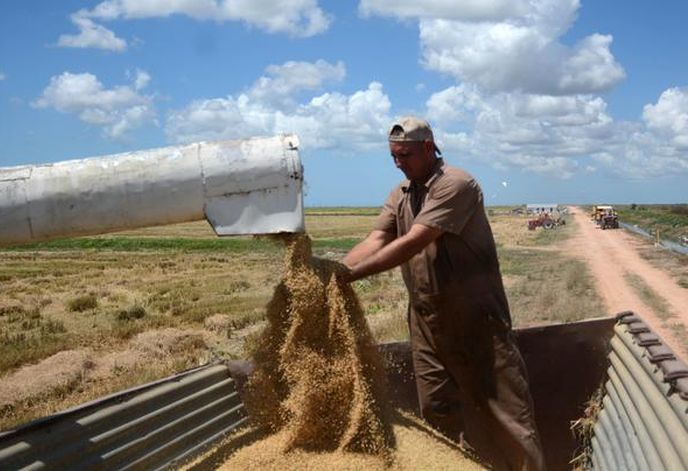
(388, 116, 442, 154)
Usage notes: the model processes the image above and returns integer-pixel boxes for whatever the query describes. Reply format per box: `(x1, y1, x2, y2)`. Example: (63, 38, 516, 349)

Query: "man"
(339, 117, 546, 471)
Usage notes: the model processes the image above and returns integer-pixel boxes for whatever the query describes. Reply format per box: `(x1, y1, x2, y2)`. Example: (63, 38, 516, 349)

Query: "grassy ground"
(623, 232, 688, 289)
(623, 273, 673, 320)
(623, 271, 688, 353)
(0, 208, 602, 429)
(491, 213, 602, 325)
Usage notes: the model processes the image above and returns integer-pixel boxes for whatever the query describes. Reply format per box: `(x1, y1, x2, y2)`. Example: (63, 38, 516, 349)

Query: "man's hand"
(333, 261, 354, 284)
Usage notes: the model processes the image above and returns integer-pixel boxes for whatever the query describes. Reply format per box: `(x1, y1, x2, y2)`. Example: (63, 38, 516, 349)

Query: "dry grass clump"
(0, 304, 28, 318)
(635, 243, 688, 289)
(0, 350, 93, 412)
(204, 314, 233, 336)
(0, 302, 70, 374)
(243, 234, 392, 456)
(500, 249, 604, 326)
(570, 386, 605, 470)
(668, 322, 688, 352)
(116, 304, 147, 321)
(91, 328, 208, 379)
(130, 328, 207, 358)
(66, 293, 98, 312)
(624, 272, 674, 320)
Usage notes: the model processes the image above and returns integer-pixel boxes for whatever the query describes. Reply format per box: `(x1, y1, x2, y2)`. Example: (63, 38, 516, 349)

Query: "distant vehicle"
(591, 205, 619, 230)
(527, 211, 565, 230)
(681, 235, 688, 246)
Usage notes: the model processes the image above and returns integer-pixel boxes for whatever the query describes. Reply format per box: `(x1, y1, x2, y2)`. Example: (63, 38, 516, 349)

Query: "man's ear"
(424, 140, 435, 157)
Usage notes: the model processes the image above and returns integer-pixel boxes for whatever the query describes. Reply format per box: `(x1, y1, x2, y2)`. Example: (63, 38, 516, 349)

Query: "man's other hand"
(334, 261, 354, 284)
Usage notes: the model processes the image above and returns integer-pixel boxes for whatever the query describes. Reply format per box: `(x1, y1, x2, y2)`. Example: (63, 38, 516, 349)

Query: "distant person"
(338, 117, 546, 470)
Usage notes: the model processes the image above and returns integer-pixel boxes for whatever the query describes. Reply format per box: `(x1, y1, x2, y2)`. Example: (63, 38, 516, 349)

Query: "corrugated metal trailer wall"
(0, 363, 248, 470)
(591, 311, 688, 471)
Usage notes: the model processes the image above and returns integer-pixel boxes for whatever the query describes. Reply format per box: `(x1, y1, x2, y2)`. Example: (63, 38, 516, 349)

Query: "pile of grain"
(219, 410, 485, 470)
(226, 235, 485, 470)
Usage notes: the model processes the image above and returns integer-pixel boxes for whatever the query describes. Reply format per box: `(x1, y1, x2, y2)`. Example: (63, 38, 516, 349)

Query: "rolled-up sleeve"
(413, 176, 481, 236)
(373, 187, 399, 234)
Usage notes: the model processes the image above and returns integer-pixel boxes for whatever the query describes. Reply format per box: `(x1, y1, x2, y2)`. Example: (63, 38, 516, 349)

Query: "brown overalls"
(374, 159, 546, 471)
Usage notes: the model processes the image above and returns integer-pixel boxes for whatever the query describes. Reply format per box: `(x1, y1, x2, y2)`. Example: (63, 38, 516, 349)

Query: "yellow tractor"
(591, 205, 619, 230)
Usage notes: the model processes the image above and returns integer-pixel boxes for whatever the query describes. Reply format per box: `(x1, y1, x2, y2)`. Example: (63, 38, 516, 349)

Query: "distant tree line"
(670, 204, 688, 216)
(628, 203, 688, 215)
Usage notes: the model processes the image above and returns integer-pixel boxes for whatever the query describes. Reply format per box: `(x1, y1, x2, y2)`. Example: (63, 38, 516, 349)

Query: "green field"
(0, 209, 603, 429)
(617, 204, 688, 242)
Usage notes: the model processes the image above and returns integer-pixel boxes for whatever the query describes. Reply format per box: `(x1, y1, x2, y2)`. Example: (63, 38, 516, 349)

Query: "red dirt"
(564, 206, 688, 360)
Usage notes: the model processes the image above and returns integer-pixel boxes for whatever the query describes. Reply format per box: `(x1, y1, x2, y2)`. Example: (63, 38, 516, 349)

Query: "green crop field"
(617, 204, 688, 242)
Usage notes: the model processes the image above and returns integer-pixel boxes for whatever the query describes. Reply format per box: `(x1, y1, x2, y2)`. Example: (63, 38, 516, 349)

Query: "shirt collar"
(401, 158, 445, 193)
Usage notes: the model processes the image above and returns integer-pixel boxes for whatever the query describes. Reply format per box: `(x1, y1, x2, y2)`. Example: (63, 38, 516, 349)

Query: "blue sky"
(1, 0, 687, 206)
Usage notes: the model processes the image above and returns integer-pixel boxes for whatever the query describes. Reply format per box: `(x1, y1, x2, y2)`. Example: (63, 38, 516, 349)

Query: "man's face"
(389, 141, 436, 182)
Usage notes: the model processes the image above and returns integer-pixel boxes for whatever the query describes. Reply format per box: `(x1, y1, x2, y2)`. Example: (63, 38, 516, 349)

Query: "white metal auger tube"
(0, 135, 304, 247)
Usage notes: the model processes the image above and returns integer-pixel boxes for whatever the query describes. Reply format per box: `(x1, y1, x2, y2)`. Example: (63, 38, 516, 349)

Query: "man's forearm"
(343, 231, 393, 267)
(347, 225, 439, 281)
(348, 238, 413, 281)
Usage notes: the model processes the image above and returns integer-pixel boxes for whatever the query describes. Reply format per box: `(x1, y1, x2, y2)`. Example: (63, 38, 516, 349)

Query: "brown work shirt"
(374, 159, 512, 331)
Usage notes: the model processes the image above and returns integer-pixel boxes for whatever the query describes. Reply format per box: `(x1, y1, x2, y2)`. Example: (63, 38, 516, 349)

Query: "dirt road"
(565, 206, 688, 360)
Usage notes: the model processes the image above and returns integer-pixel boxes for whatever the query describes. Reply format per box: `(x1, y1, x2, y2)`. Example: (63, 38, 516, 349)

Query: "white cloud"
(248, 60, 345, 108)
(558, 34, 625, 93)
(420, 22, 624, 95)
(33, 72, 155, 138)
(57, 13, 127, 52)
(426, 84, 483, 123)
(503, 154, 579, 179)
(643, 87, 688, 149)
(0, 72, 6, 81)
(277, 82, 392, 150)
(166, 60, 391, 151)
(108, 105, 156, 138)
(127, 69, 151, 90)
(78, 0, 331, 38)
(166, 97, 260, 141)
(363, 0, 624, 95)
(359, 0, 528, 21)
(425, 84, 688, 179)
(605, 128, 688, 178)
